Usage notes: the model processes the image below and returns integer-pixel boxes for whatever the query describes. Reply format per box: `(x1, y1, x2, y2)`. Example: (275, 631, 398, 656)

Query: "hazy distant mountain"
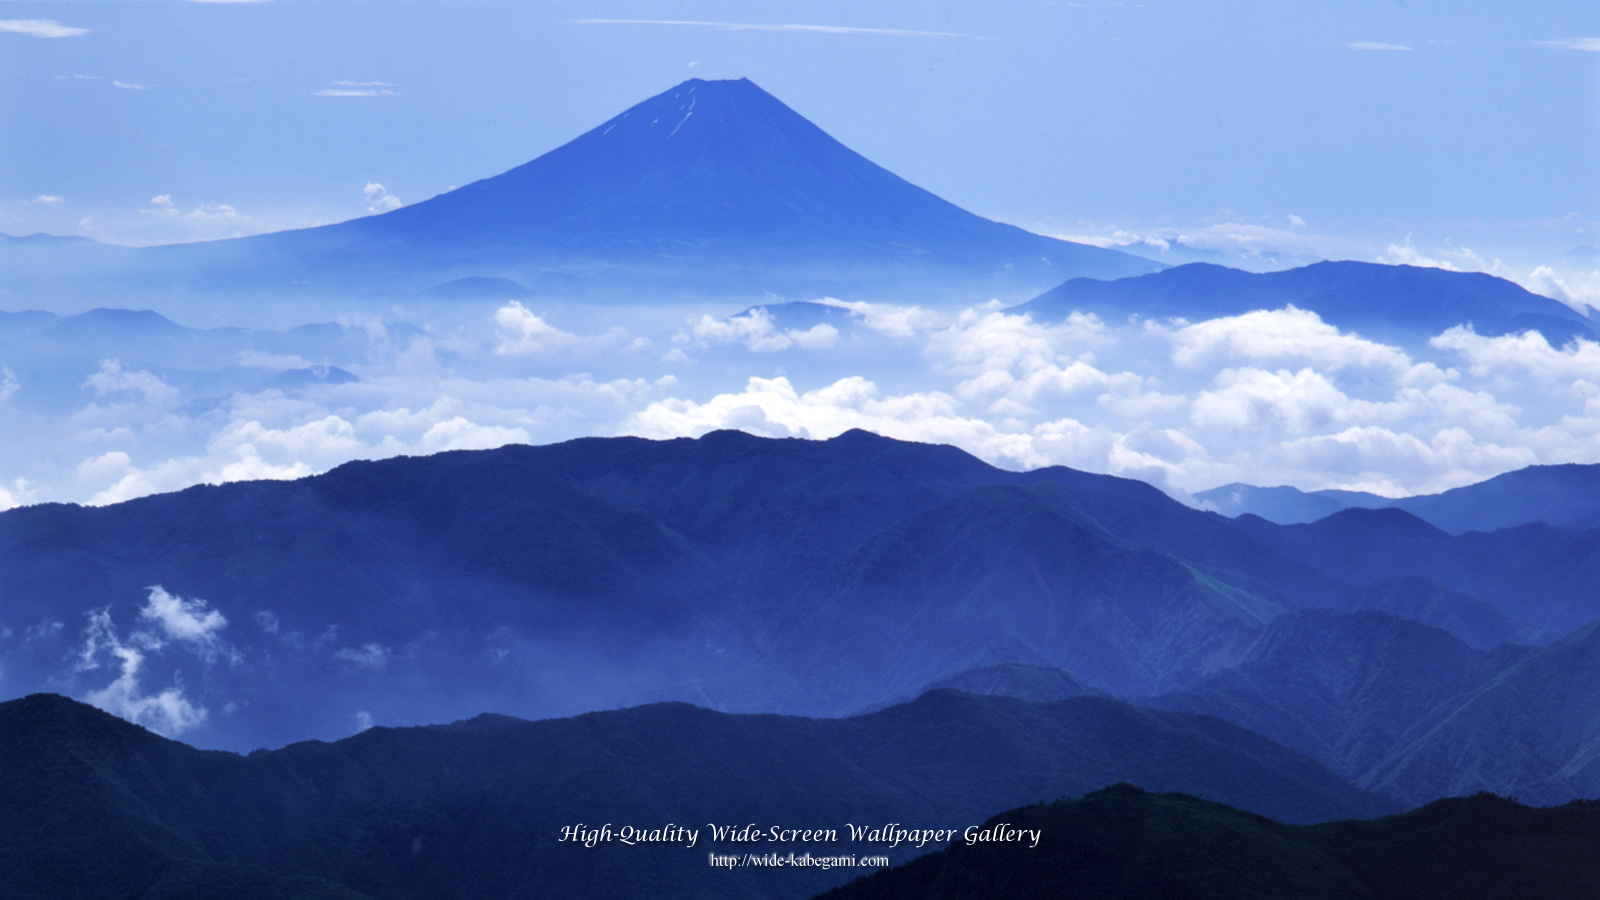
(1014, 260, 1595, 346)
(29, 79, 1157, 304)
(1392, 464, 1600, 534)
(0, 692, 1394, 899)
(419, 275, 534, 300)
(1202, 463, 1600, 535)
(0, 231, 100, 247)
(819, 784, 1600, 900)
(1229, 506, 1600, 634)
(0, 306, 422, 413)
(1197, 483, 1360, 525)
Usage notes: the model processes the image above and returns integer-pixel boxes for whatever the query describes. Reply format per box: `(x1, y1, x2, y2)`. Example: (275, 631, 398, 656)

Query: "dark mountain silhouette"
(1014, 260, 1594, 346)
(0, 692, 1395, 899)
(62, 79, 1157, 302)
(818, 784, 1600, 900)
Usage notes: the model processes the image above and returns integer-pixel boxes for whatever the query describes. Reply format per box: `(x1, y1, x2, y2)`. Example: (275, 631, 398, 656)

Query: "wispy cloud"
(1536, 38, 1600, 52)
(1345, 42, 1413, 52)
(315, 81, 399, 97)
(574, 19, 979, 39)
(112, 80, 150, 91)
(29, 195, 64, 206)
(0, 19, 91, 38)
(54, 73, 101, 81)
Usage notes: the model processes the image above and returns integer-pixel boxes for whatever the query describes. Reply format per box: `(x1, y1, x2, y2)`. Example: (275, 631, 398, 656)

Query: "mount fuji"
(65, 78, 1159, 303)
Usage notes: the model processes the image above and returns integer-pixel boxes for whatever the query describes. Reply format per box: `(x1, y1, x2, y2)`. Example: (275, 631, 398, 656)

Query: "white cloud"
(83, 360, 179, 405)
(363, 182, 402, 212)
(0, 19, 90, 38)
(188, 203, 243, 221)
(625, 375, 1051, 470)
(493, 302, 578, 356)
(1379, 239, 1499, 274)
(1521, 265, 1600, 310)
(236, 350, 314, 369)
(789, 323, 840, 350)
(112, 80, 150, 91)
(1432, 326, 1600, 380)
(415, 416, 528, 453)
(1166, 307, 1419, 376)
(318, 84, 399, 98)
(139, 586, 227, 643)
(573, 19, 977, 39)
(1536, 38, 1600, 52)
(30, 195, 64, 206)
(1192, 367, 1352, 433)
(354, 710, 374, 732)
(685, 308, 839, 353)
(815, 298, 943, 338)
(76, 608, 209, 738)
(336, 642, 391, 670)
(1345, 42, 1413, 51)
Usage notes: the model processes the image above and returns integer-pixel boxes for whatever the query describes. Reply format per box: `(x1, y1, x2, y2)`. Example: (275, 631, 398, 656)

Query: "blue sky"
(2, 1, 1596, 270)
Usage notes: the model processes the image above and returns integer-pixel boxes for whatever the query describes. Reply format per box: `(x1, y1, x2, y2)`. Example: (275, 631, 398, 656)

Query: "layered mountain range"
(7, 72, 1600, 898)
(4, 429, 1600, 812)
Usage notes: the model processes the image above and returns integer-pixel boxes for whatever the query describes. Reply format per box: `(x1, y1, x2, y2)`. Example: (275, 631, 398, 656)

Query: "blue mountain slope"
(124, 79, 1156, 300)
(0, 429, 1334, 750)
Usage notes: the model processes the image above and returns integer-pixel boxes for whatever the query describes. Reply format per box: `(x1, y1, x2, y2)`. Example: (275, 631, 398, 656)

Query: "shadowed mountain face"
(1015, 260, 1594, 347)
(1229, 505, 1600, 635)
(818, 784, 1600, 900)
(1362, 621, 1600, 806)
(0, 429, 1334, 751)
(0, 692, 1395, 900)
(7, 429, 1600, 808)
(1148, 609, 1534, 789)
(58, 78, 1155, 301)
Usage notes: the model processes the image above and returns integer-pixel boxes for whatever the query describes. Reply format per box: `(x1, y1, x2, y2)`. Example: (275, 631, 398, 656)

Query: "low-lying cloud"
(5, 289, 1600, 514)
